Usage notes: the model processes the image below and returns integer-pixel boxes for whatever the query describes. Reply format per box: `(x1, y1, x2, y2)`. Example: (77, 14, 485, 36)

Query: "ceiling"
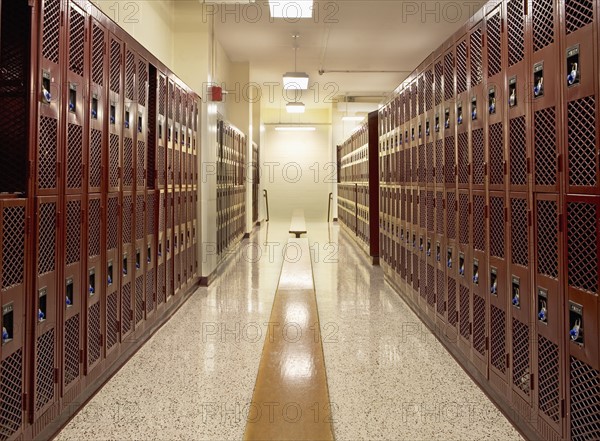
(212, 0, 487, 109)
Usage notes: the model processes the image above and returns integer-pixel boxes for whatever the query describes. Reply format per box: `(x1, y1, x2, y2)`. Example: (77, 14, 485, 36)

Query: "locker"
(471, 190, 488, 376)
(104, 193, 120, 360)
(0, 198, 28, 440)
(85, 194, 102, 375)
(120, 192, 134, 339)
(108, 34, 124, 194)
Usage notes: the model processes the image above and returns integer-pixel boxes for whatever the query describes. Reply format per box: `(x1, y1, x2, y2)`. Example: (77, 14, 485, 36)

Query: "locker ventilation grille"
(473, 195, 485, 251)
(509, 116, 526, 186)
(420, 190, 426, 229)
(425, 70, 433, 111)
(136, 195, 144, 240)
(135, 275, 144, 324)
(570, 357, 600, 440)
(159, 76, 166, 116)
(109, 133, 120, 188)
(137, 141, 146, 187)
(567, 201, 598, 294)
(121, 282, 132, 335)
(435, 139, 444, 184)
(412, 189, 418, 227)
(435, 62, 443, 106)
(472, 128, 484, 185)
(456, 41, 467, 94)
(458, 132, 469, 185)
(0, 348, 22, 438)
(510, 197, 528, 267)
(534, 107, 557, 186)
(447, 277, 457, 327)
(447, 191, 456, 240)
(88, 198, 100, 258)
(106, 292, 118, 350)
(490, 305, 506, 373)
(138, 61, 147, 106)
(487, 11, 502, 77)
(42, 0, 60, 64)
(568, 97, 597, 188)
(125, 51, 135, 101)
(490, 197, 505, 259)
(436, 192, 444, 235)
(459, 285, 470, 339)
(445, 136, 456, 184)
(427, 264, 435, 307)
(107, 196, 118, 251)
(123, 138, 134, 187)
(109, 40, 121, 94)
(565, 0, 594, 34)
(470, 28, 483, 86)
(536, 199, 558, 279)
(91, 24, 104, 86)
(427, 191, 434, 232)
(473, 295, 486, 355)
(418, 76, 424, 115)
(38, 116, 58, 190)
(146, 268, 155, 313)
(444, 52, 454, 100)
(532, 0, 554, 51)
(158, 145, 166, 187)
(89, 128, 102, 189)
(436, 268, 445, 315)
(88, 303, 101, 366)
(68, 8, 85, 76)
(507, 0, 525, 66)
(66, 123, 83, 190)
(65, 200, 81, 266)
(1, 206, 25, 290)
(459, 193, 469, 244)
(157, 263, 166, 304)
(411, 84, 417, 119)
(512, 319, 530, 395)
(38, 202, 56, 276)
(167, 194, 173, 228)
(538, 336, 560, 423)
(64, 314, 80, 386)
(413, 255, 419, 291)
(122, 195, 132, 245)
(147, 194, 155, 237)
(418, 145, 425, 184)
(426, 142, 434, 183)
(159, 194, 166, 233)
(489, 122, 504, 185)
(35, 329, 55, 411)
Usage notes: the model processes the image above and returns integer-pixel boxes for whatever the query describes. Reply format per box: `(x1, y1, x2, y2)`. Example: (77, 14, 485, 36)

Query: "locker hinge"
(28, 160, 33, 179)
(25, 217, 31, 235)
(526, 158, 531, 174)
(142, 301, 146, 311)
(557, 154, 563, 173)
(130, 310, 134, 321)
(528, 211, 532, 227)
(485, 336, 489, 350)
(103, 42, 107, 55)
(153, 293, 157, 302)
(469, 163, 472, 176)
(99, 334, 104, 347)
(79, 349, 84, 363)
(454, 165, 458, 177)
(524, 1, 528, 15)
(116, 320, 120, 330)
(561, 399, 566, 417)
(501, 18, 505, 33)
(530, 373, 535, 391)
(54, 367, 59, 384)
(506, 353, 510, 369)
(455, 200, 458, 212)
(55, 211, 61, 229)
(432, 167, 436, 178)
(505, 207, 509, 221)
(469, 202, 472, 215)
(483, 163, 488, 176)
(484, 205, 489, 219)
(22, 393, 27, 411)
(60, 11, 64, 27)
(443, 199, 446, 210)
(81, 208, 85, 225)
(469, 323, 472, 335)
(455, 311, 459, 324)
(503, 160, 507, 175)
(433, 197, 436, 208)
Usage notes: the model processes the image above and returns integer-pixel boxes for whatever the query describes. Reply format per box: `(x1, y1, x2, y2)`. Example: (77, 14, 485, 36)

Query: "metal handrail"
(327, 192, 333, 223)
(263, 189, 270, 222)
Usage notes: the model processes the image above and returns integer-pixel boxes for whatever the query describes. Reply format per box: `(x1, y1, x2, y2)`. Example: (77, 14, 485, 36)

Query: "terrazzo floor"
(55, 221, 524, 441)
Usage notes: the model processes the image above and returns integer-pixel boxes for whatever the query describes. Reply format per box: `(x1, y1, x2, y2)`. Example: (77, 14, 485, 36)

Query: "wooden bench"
(289, 208, 307, 238)
(244, 238, 333, 440)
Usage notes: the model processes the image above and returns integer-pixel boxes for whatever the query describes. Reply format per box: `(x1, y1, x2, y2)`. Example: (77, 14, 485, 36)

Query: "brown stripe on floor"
(244, 238, 334, 441)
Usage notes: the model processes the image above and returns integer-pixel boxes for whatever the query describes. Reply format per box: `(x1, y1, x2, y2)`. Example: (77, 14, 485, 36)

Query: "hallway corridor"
(55, 223, 523, 440)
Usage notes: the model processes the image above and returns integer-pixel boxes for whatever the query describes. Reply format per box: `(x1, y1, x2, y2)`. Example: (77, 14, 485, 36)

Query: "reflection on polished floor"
(55, 222, 523, 440)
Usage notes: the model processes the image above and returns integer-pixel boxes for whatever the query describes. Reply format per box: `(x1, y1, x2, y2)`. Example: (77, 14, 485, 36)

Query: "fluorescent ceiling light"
(269, 0, 314, 18)
(342, 116, 365, 122)
(283, 72, 309, 90)
(275, 126, 316, 132)
(286, 102, 306, 113)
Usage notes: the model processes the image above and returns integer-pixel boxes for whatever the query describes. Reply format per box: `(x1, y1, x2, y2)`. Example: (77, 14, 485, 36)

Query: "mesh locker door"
(157, 74, 167, 189)
(121, 193, 134, 338)
(33, 196, 59, 419)
(0, 199, 27, 439)
(569, 356, 600, 441)
(566, 96, 599, 194)
(107, 33, 123, 193)
(486, 6, 503, 79)
(105, 193, 120, 357)
(86, 195, 103, 374)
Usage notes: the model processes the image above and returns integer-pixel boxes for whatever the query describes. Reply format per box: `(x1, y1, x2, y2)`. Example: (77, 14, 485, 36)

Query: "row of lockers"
(367, 0, 600, 440)
(337, 112, 380, 262)
(0, 1, 201, 440)
(216, 119, 247, 258)
(377, 0, 600, 197)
